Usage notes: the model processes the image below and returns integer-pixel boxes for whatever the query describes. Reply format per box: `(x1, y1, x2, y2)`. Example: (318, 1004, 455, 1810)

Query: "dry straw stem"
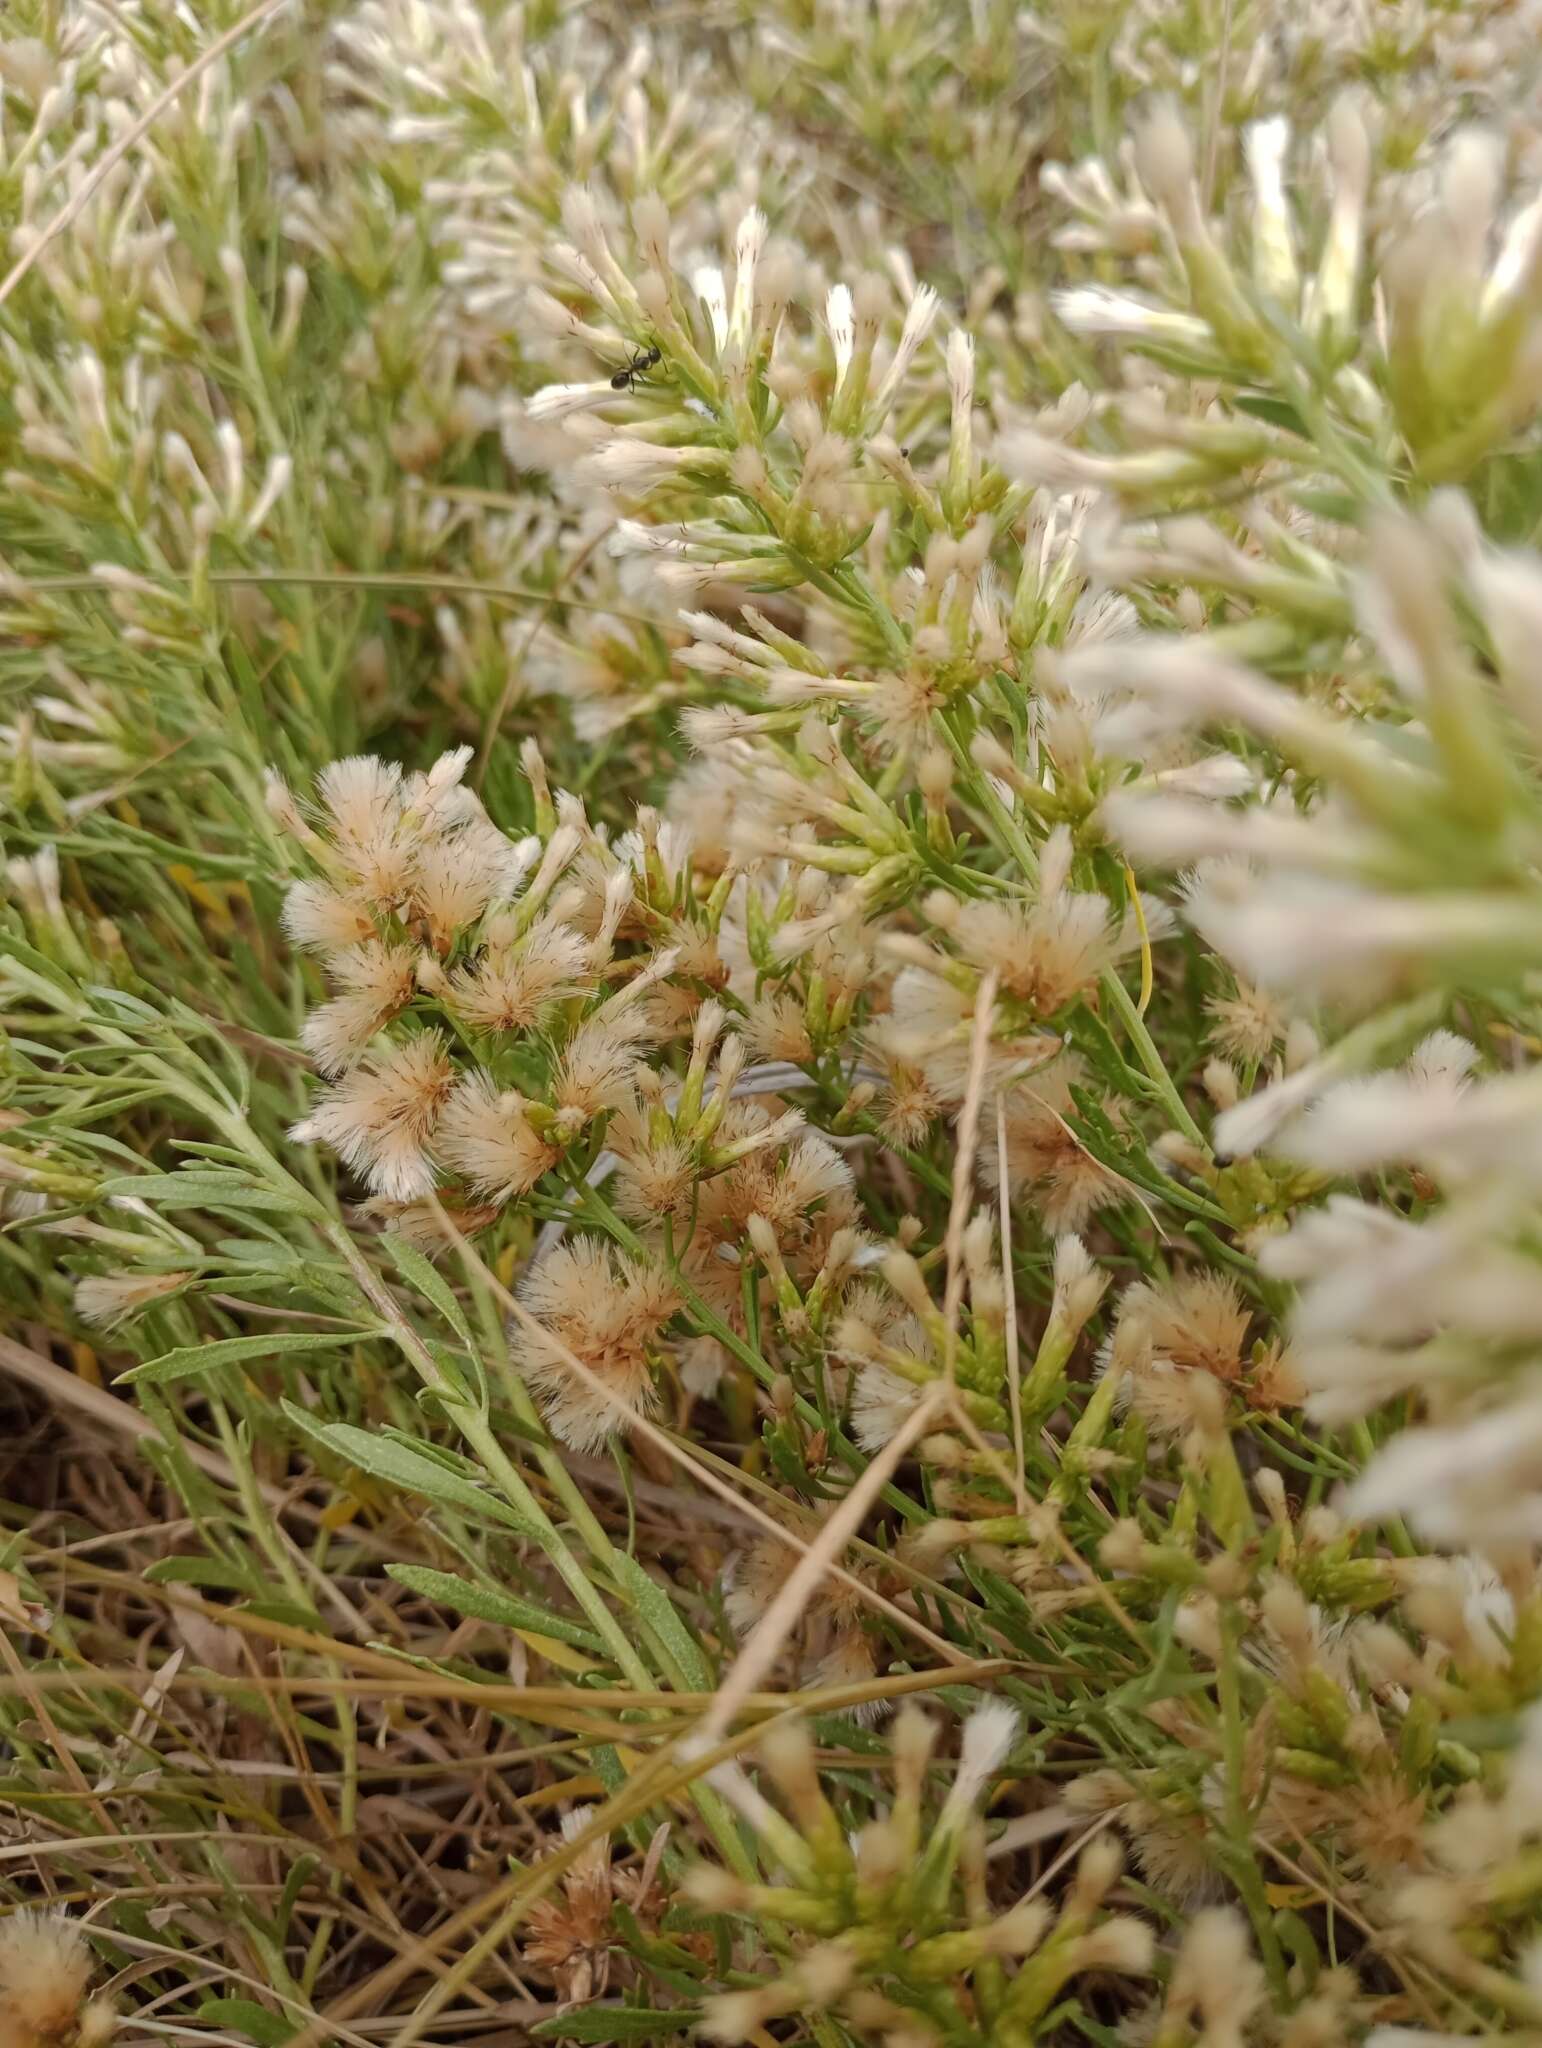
(941, 968, 1000, 1381)
(1264, 1834, 1453, 2029)
(16, 1568, 1002, 2044)
(984, 1802, 1082, 1860)
(1002, 1808, 1119, 1897)
(935, 969, 1026, 1498)
(473, 518, 616, 786)
(0, 1654, 1009, 1735)
(481, 1220, 974, 1654)
(690, 1381, 950, 1748)
(0, 1627, 118, 1843)
(423, 1193, 975, 1668)
(0, 1332, 284, 1502)
(646, 1425, 1006, 1627)
(284, 1703, 862, 2047)
(0, 0, 296, 309)
(997, 1097, 1029, 1516)
(87, 1928, 386, 2048)
(2, 1558, 647, 1721)
(279, 1208, 985, 2040)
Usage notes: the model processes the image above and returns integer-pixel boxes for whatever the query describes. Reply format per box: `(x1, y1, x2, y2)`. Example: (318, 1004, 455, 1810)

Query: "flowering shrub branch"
(7, 2, 1542, 2044)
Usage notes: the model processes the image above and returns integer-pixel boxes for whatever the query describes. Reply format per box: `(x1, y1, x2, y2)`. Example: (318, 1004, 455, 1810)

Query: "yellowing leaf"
(167, 862, 234, 931)
(70, 1341, 102, 1386)
(1265, 1883, 1321, 1909)
(515, 1629, 603, 1674)
(0, 1570, 50, 1631)
(519, 1775, 606, 1810)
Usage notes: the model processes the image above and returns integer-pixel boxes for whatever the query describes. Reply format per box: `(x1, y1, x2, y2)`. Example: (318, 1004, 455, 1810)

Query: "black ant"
(610, 343, 662, 392)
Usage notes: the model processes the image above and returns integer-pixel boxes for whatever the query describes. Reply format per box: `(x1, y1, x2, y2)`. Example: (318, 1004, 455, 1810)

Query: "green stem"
(1101, 970, 1208, 1152)
(212, 1403, 311, 1610)
(326, 1222, 654, 1688)
(327, 1225, 758, 1881)
(566, 1174, 928, 1524)
(1217, 1604, 1288, 1999)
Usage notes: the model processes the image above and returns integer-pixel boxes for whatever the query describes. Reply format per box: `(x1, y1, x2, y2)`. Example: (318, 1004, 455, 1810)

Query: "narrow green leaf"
(88, 986, 164, 1022)
(608, 1553, 713, 1689)
(385, 1565, 606, 1653)
(281, 1402, 534, 1532)
(118, 1330, 373, 1386)
(144, 1556, 259, 1592)
(529, 2006, 700, 2042)
(384, 1234, 475, 1346)
(242, 1601, 324, 1630)
(213, 1239, 308, 1270)
(275, 1853, 320, 1944)
(4, 937, 82, 995)
(96, 1171, 299, 1212)
(196, 1998, 298, 2047)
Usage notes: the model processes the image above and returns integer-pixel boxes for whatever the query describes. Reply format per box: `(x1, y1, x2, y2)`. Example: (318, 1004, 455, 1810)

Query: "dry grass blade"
(940, 968, 999, 1382)
(423, 1194, 976, 1668)
(689, 1384, 949, 1749)
(286, 1711, 795, 2047)
(997, 1096, 1029, 1516)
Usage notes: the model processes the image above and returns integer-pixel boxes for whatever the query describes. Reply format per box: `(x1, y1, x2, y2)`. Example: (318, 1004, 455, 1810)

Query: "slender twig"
(1201, 0, 1236, 213)
(996, 1099, 1029, 1517)
(473, 518, 616, 787)
(691, 1386, 949, 1749)
(423, 1196, 973, 1667)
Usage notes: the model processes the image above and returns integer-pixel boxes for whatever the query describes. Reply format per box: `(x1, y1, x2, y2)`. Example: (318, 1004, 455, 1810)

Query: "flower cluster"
(13, 0, 1542, 2042)
(270, 740, 873, 1447)
(0, 1914, 114, 2048)
(687, 1708, 1154, 2047)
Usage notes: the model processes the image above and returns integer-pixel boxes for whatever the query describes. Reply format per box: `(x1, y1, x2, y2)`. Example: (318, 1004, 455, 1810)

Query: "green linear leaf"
(281, 1402, 534, 1532)
(384, 1233, 475, 1346)
(197, 1997, 298, 2046)
(608, 1553, 713, 1690)
(118, 1330, 374, 1386)
(529, 2006, 701, 2042)
(385, 1565, 606, 1653)
(96, 1171, 300, 1211)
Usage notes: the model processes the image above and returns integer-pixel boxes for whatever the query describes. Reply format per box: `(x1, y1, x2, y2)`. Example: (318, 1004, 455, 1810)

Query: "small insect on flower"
(609, 344, 662, 391)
